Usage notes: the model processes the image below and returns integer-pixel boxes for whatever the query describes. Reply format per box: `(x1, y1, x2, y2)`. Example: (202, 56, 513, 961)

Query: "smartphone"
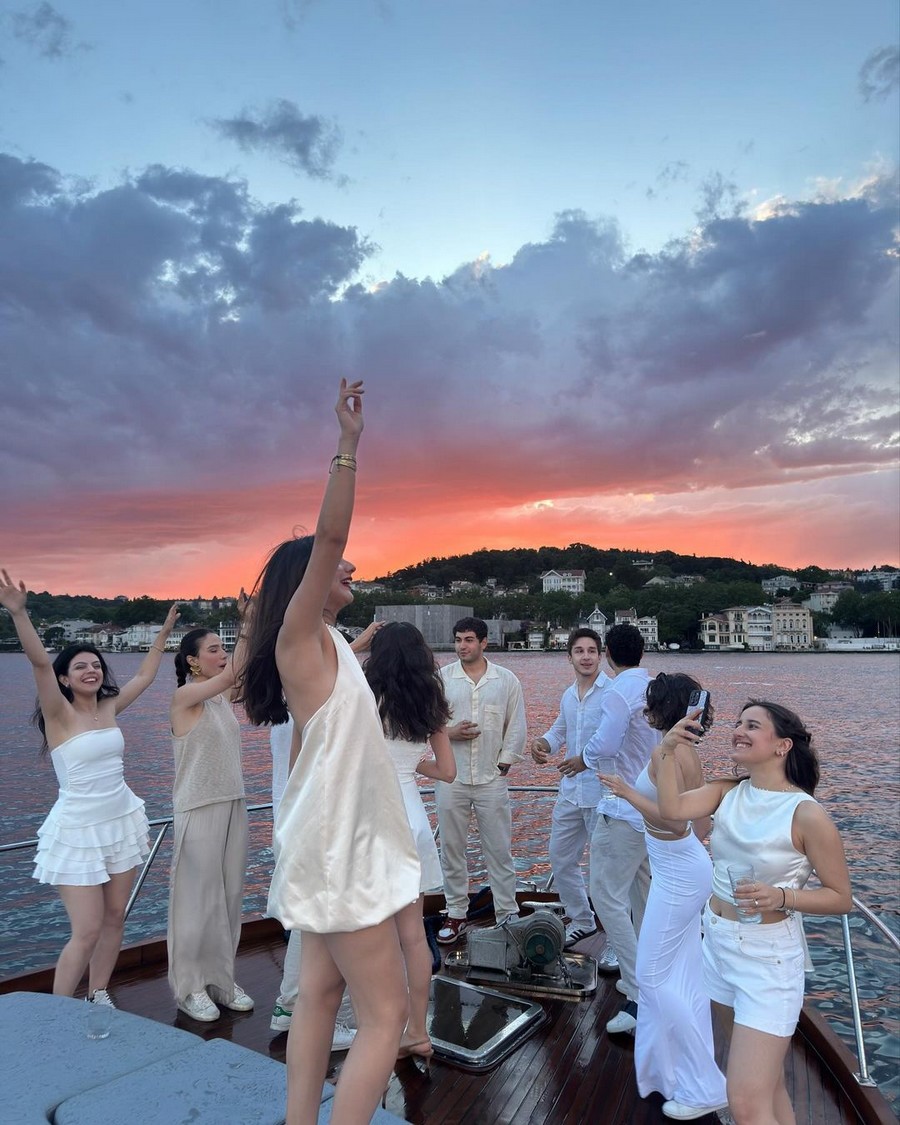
(685, 689, 711, 734)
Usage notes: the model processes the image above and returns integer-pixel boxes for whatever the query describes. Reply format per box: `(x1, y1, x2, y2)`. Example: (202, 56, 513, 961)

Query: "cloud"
(210, 99, 346, 181)
(859, 46, 900, 103)
(0, 151, 897, 592)
(9, 2, 87, 59)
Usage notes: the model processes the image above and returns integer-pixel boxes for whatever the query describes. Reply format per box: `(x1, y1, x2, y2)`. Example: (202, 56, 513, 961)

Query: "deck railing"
(2, 786, 895, 1090)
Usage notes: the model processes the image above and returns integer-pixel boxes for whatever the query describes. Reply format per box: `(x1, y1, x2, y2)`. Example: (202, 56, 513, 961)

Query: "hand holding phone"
(685, 689, 711, 736)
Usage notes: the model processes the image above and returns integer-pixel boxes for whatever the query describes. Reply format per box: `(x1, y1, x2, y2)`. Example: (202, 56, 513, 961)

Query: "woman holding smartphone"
(601, 673, 727, 1122)
(655, 700, 851, 1125)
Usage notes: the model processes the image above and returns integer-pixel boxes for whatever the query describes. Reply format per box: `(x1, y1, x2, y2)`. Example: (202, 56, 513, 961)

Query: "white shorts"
(702, 903, 806, 1038)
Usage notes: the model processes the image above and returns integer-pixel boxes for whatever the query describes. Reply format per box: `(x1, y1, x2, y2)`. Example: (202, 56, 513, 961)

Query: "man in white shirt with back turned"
(560, 622, 659, 1035)
(436, 617, 527, 944)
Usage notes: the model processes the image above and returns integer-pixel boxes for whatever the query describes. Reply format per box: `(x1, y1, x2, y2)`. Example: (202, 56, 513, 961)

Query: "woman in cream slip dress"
(364, 620, 457, 1068)
(0, 569, 178, 1002)
(239, 380, 421, 1125)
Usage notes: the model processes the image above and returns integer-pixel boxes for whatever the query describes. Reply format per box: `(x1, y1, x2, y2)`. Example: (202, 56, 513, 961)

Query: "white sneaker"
(662, 1099, 731, 1120)
(597, 945, 619, 972)
(225, 984, 255, 1012)
(270, 1004, 292, 1032)
(615, 979, 628, 995)
(178, 989, 220, 1022)
(90, 989, 115, 1008)
(495, 912, 519, 927)
(331, 1021, 356, 1051)
(564, 922, 598, 948)
(606, 999, 637, 1034)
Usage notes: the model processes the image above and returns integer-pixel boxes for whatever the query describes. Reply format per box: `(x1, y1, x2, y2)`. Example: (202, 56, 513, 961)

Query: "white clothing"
(589, 813, 651, 1003)
(711, 781, 815, 905)
(268, 627, 420, 933)
(541, 673, 610, 807)
(436, 775, 518, 920)
(549, 799, 599, 930)
(582, 667, 660, 830)
(440, 659, 527, 783)
(635, 798, 726, 1105)
(34, 728, 149, 886)
(541, 673, 610, 927)
(437, 657, 526, 920)
(385, 738, 443, 891)
(702, 906, 806, 1038)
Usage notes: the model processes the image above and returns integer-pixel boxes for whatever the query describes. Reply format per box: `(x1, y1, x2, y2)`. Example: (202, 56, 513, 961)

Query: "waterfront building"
(772, 602, 813, 651)
(584, 606, 609, 644)
(375, 603, 473, 649)
(614, 607, 659, 649)
(702, 604, 812, 652)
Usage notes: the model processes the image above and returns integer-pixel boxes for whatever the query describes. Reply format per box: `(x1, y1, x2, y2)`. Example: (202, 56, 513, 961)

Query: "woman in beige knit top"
(166, 627, 253, 1023)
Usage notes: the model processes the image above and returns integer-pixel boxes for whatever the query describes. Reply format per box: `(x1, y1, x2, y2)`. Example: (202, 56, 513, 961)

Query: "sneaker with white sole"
(331, 1021, 356, 1051)
(436, 917, 470, 944)
(606, 999, 638, 1034)
(564, 922, 598, 948)
(178, 989, 220, 1022)
(597, 945, 619, 972)
(270, 1004, 293, 1032)
(615, 979, 628, 995)
(222, 990, 255, 1017)
(89, 989, 116, 1008)
(662, 1099, 731, 1120)
(494, 912, 519, 927)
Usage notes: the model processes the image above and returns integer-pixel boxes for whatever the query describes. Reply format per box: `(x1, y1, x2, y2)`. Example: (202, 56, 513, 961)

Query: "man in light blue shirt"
(531, 628, 610, 947)
(560, 623, 659, 1035)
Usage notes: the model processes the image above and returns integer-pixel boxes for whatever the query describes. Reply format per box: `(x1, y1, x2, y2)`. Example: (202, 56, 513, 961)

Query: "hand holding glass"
(596, 757, 618, 801)
(727, 863, 762, 924)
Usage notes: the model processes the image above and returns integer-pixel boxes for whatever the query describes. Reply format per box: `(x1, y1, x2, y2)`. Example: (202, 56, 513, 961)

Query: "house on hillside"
(540, 569, 586, 595)
(614, 607, 659, 649)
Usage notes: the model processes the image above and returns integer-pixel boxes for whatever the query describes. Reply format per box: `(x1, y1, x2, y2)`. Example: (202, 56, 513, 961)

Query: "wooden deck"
(4, 916, 894, 1125)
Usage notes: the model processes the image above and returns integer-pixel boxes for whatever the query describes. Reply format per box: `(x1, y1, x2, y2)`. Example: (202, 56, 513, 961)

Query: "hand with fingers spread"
(0, 569, 27, 615)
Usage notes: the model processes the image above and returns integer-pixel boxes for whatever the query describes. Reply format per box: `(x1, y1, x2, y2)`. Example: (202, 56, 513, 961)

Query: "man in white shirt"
(560, 623, 659, 1035)
(436, 617, 527, 943)
(531, 628, 610, 948)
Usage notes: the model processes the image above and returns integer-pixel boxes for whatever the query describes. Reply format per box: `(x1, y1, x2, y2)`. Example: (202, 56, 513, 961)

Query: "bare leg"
(327, 919, 408, 1125)
(726, 1023, 794, 1125)
(394, 896, 433, 1048)
(54, 885, 104, 996)
(88, 868, 137, 993)
(285, 930, 345, 1125)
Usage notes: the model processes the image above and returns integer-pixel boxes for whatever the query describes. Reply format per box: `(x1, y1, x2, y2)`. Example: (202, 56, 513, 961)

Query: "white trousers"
(588, 813, 651, 1002)
(436, 776, 517, 920)
(549, 797, 598, 929)
(635, 832, 727, 1106)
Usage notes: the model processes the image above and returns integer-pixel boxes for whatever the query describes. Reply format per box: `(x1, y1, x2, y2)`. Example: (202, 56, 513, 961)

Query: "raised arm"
(276, 379, 364, 683)
(115, 603, 180, 713)
(350, 619, 385, 655)
(416, 727, 457, 784)
(0, 570, 68, 726)
(655, 715, 732, 820)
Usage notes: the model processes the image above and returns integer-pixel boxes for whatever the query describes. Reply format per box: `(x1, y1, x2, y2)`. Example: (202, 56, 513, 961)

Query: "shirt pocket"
(481, 705, 504, 733)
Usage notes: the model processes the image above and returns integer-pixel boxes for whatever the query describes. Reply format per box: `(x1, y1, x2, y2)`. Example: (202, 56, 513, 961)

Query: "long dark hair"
(175, 629, 214, 687)
(32, 644, 120, 752)
(740, 699, 819, 795)
(364, 622, 451, 741)
(238, 536, 314, 725)
(644, 672, 711, 733)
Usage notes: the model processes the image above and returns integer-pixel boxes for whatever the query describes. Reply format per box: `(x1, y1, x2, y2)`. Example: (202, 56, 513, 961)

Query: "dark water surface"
(1, 651, 898, 1103)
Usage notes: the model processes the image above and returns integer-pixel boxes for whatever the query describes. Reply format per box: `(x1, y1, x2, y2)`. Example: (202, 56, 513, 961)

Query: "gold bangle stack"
(330, 454, 358, 473)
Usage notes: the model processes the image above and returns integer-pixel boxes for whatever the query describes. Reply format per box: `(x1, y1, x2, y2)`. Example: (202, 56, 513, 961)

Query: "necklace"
(750, 780, 797, 793)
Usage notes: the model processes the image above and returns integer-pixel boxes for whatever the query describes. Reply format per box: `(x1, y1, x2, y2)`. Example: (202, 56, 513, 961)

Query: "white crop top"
(711, 780, 816, 904)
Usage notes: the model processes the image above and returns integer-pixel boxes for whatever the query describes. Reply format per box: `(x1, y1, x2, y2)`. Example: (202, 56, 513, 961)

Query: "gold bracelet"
(152, 645, 165, 653)
(330, 454, 357, 473)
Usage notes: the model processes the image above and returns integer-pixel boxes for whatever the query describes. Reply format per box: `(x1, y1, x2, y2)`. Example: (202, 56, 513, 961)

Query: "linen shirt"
(581, 666, 660, 828)
(440, 659, 527, 785)
(541, 672, 611, 808)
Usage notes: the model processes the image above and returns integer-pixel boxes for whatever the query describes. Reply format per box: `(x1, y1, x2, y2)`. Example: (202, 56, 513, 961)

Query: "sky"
(0, 0, 898, 598)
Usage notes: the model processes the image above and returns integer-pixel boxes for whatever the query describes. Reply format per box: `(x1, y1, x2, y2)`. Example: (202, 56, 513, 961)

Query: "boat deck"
(6, 917, 891, 1125)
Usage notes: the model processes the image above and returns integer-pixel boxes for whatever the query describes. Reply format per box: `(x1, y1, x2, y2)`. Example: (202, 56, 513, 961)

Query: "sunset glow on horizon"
(1, 3, 897, 600)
